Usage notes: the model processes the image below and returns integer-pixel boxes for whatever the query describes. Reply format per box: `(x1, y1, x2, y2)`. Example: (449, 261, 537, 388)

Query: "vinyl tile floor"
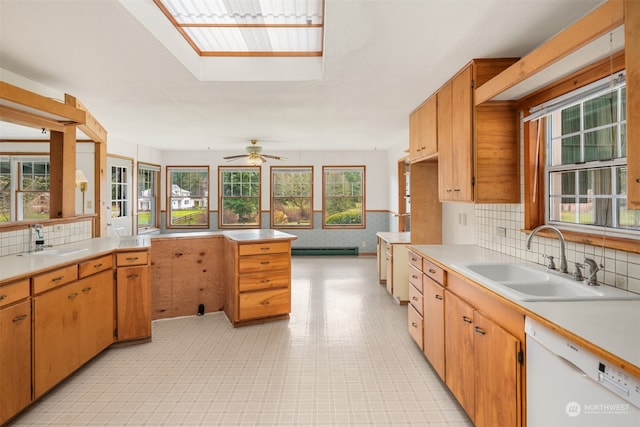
(10, 256, 472, 426)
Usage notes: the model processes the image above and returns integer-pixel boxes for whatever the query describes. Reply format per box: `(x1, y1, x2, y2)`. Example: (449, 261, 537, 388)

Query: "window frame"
(322, 165, 365, 229)
(218, 166, 262, 229)
(137, 162, 161, 234)
(0, 154, 51, 223)
(523, 53, 639, 251)
(166, 165, 210, 229)
(270, 166, 313, 229)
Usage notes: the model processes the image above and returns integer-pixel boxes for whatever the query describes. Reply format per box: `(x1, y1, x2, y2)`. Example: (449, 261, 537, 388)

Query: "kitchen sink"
(452, 262, 640, 302)
(18, 247, 88, 257)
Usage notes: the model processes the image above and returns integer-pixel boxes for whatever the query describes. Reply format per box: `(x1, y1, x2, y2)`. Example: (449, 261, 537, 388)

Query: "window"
(111, 165, 128, 219)
(0, 156, 50, 223)
(322, 166, 365, 228)
(543, 75, 639, 235)
(167, 166, 209, 228)
(271, 167, 313, 228)
(219, 167, 261, 228)
(137, 163, 160, 233)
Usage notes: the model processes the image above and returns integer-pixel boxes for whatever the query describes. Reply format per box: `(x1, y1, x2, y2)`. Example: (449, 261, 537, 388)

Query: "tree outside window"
(323, 166, 365, 228)
(271, 167, 312, 228)
(167, 166, 209, 228)
(219, 167, 261, 228)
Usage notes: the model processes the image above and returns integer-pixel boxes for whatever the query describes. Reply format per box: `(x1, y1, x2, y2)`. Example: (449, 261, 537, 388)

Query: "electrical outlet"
(362, 241, 367, 247)
(54, 224, 63, 232)
(496, 227, 507, 237)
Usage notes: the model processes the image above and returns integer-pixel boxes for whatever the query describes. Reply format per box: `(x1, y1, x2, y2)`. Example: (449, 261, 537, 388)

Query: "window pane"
(272, 168, 312, 228)
(583, 91, 617, 130)
(584, 127, 616, 162)
(323, 167, 364, 227)
(618, 199, 640, 230)
(168, 168, 209, 227)
(578, 169, 611, 196)
(0, 192, 9, 223)
(219, 168, 260, 227)
(20, 192, 50, 220)
(221, 197, 259, 225)
(561, 105, 580, 135)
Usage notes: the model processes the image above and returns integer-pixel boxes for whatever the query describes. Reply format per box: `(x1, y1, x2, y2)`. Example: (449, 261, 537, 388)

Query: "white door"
(107, 156, 133, 237)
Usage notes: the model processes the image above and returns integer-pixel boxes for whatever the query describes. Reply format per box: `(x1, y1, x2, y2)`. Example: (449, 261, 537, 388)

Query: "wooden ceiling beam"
(474, 0, 624, 105)
(0, 81, 86, 124)
(0, 104, 66, 132)
(65, 94, 107, 143)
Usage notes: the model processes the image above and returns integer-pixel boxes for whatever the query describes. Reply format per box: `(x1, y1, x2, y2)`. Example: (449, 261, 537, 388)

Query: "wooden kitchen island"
(150, 229, 296, 327)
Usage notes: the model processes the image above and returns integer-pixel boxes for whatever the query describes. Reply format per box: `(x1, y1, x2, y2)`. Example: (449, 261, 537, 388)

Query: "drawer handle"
(260, 261, 270, 265)
(412, 296, 419, 301)
(411, 257, 417, 262)
(261, 301, 271, 306)
(0, 295, 6, 301)
(93, 263, 103, 268)
(175, 253, 184, 257)
(260, 279, 270, 284)
(435, 294, 443, 300)
(52, 275, 65, 282)
(13, 314, 28, 322)
(474, 326, 486, 335)
(428, 269, 436, 274)
(462, 316, 472, 324)
(411, 275, 419, 279)
(127, 273, 139, 279)
(68, 292, 78, 300)
(126, 256, 139, 261)
(82, 286, 92, 293)
(411, 322, 418, 328)
(260, 247, 270, 251)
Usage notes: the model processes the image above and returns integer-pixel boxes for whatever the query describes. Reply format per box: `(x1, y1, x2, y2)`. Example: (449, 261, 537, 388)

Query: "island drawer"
(238, 241, 290, 256)
(116, 251, 148, 267)
(409, 251, 423, 270)
(239, 270, 290, 292)
(238, 253, 290, 274)
(409, 283, 423, 316)
(408, 264, 423, 293)
(238, 288, 290, 321)
(408, 303, 423, 348)
(423, 259, 444, 285)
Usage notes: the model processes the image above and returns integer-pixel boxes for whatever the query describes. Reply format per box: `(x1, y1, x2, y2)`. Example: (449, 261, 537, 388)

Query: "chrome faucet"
(583, 258, 600, 286)
(526, 225, 568, 274)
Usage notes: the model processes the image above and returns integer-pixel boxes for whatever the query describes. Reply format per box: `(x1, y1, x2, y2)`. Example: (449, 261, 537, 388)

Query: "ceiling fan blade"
(262, 154, 288, 161)
(260, 155, 268, 163)
(223, 154, 249, 160)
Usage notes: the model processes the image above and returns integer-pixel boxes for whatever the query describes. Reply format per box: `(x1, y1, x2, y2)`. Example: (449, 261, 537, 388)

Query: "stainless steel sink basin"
(452, 262, 640, 302)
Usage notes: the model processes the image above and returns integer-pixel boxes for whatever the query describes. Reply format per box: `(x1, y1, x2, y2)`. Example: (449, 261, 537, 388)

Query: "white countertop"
(409, 244, 640, 373)
(0, 236, 150, 283)
(376, 231, 411, 244)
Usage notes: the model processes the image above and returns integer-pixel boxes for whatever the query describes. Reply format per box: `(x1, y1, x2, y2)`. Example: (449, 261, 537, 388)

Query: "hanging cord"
(532, 119, 541, 203)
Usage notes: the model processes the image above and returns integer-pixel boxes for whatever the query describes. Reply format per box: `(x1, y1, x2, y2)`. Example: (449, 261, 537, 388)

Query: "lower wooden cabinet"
(0, 299, 31, 425)
(33, 270, 114, 398)
(422, 275, 445, 380)
(116, 252, 151, 341)
(224, 239, 293, 327)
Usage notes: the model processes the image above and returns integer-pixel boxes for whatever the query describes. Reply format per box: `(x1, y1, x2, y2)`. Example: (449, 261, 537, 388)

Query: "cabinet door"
(423, 276, 445, 380)
(409, 108, 422, 161)
(437, 81, 453, 200)
(34, 282, 84, 398)
(0, 300, 31, 424)
(473, 311, 521, 427)
(444, 290, 475, 419)
(451, 65, 474, 201)
(117, 265, 151, 341)
(78, 271, 114, 361)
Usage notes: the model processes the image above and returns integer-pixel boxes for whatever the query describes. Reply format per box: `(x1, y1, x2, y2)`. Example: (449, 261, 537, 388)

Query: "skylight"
(153, 0, 324, 57)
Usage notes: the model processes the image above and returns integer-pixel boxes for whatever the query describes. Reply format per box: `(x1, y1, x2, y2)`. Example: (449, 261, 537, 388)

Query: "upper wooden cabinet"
(437, 59, 520, 203)
(409, 94, 437, 162)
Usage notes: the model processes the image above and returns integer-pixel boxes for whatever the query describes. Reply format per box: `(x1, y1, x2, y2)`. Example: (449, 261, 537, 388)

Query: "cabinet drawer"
(408, 251, 423, 270)
(423, 259, 444, 285)
(0, 279, 30, 308)
(238, 288, 290, 321)
(239, 270, 290, 292)
(239, 253, 290, 274)
(33, 265, 78, 294)
(409, 284, 423, 316)
(408, 303, 423, 348)
(79, 254, 113, 279)
(116, 251, 148, 267)
(408, 264, 423, 293)
(239, 241, 290, 256)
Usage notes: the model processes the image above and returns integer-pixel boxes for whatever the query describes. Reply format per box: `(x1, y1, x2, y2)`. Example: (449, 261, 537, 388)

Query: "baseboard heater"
(291, 247, 359, 256)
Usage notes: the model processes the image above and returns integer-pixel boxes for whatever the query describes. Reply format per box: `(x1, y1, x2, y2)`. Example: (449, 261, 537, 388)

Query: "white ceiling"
(0, 0, 605, 153)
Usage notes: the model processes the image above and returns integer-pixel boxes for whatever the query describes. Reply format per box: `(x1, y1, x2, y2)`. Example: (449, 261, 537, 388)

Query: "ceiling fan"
(223, 139, 287, 165)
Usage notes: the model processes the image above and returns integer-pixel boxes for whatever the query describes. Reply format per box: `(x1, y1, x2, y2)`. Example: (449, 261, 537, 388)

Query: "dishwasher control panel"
(597, 362, 640, 409)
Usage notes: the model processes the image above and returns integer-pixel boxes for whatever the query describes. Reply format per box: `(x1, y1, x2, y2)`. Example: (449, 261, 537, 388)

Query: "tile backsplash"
(475, 203, 640, 294)
(0, 220, 93, 257)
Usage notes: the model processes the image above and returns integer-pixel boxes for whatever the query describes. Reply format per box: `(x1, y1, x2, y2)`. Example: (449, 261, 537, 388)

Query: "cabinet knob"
(261, 301, 271, 306)
(52, 275, 65, 282)
(127, 273, 140, 279)
(428, 269, 436, 274)
(411, 322, 418, 328)
(0, 295, 6, 301)
(94, 263, 103, 268)
(412, 296, 419, 301)
(435, 294, 443, 300)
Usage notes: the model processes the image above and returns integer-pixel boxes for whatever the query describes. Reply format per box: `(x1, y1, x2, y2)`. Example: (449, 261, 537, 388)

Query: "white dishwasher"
(525, 317, 640, 427)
